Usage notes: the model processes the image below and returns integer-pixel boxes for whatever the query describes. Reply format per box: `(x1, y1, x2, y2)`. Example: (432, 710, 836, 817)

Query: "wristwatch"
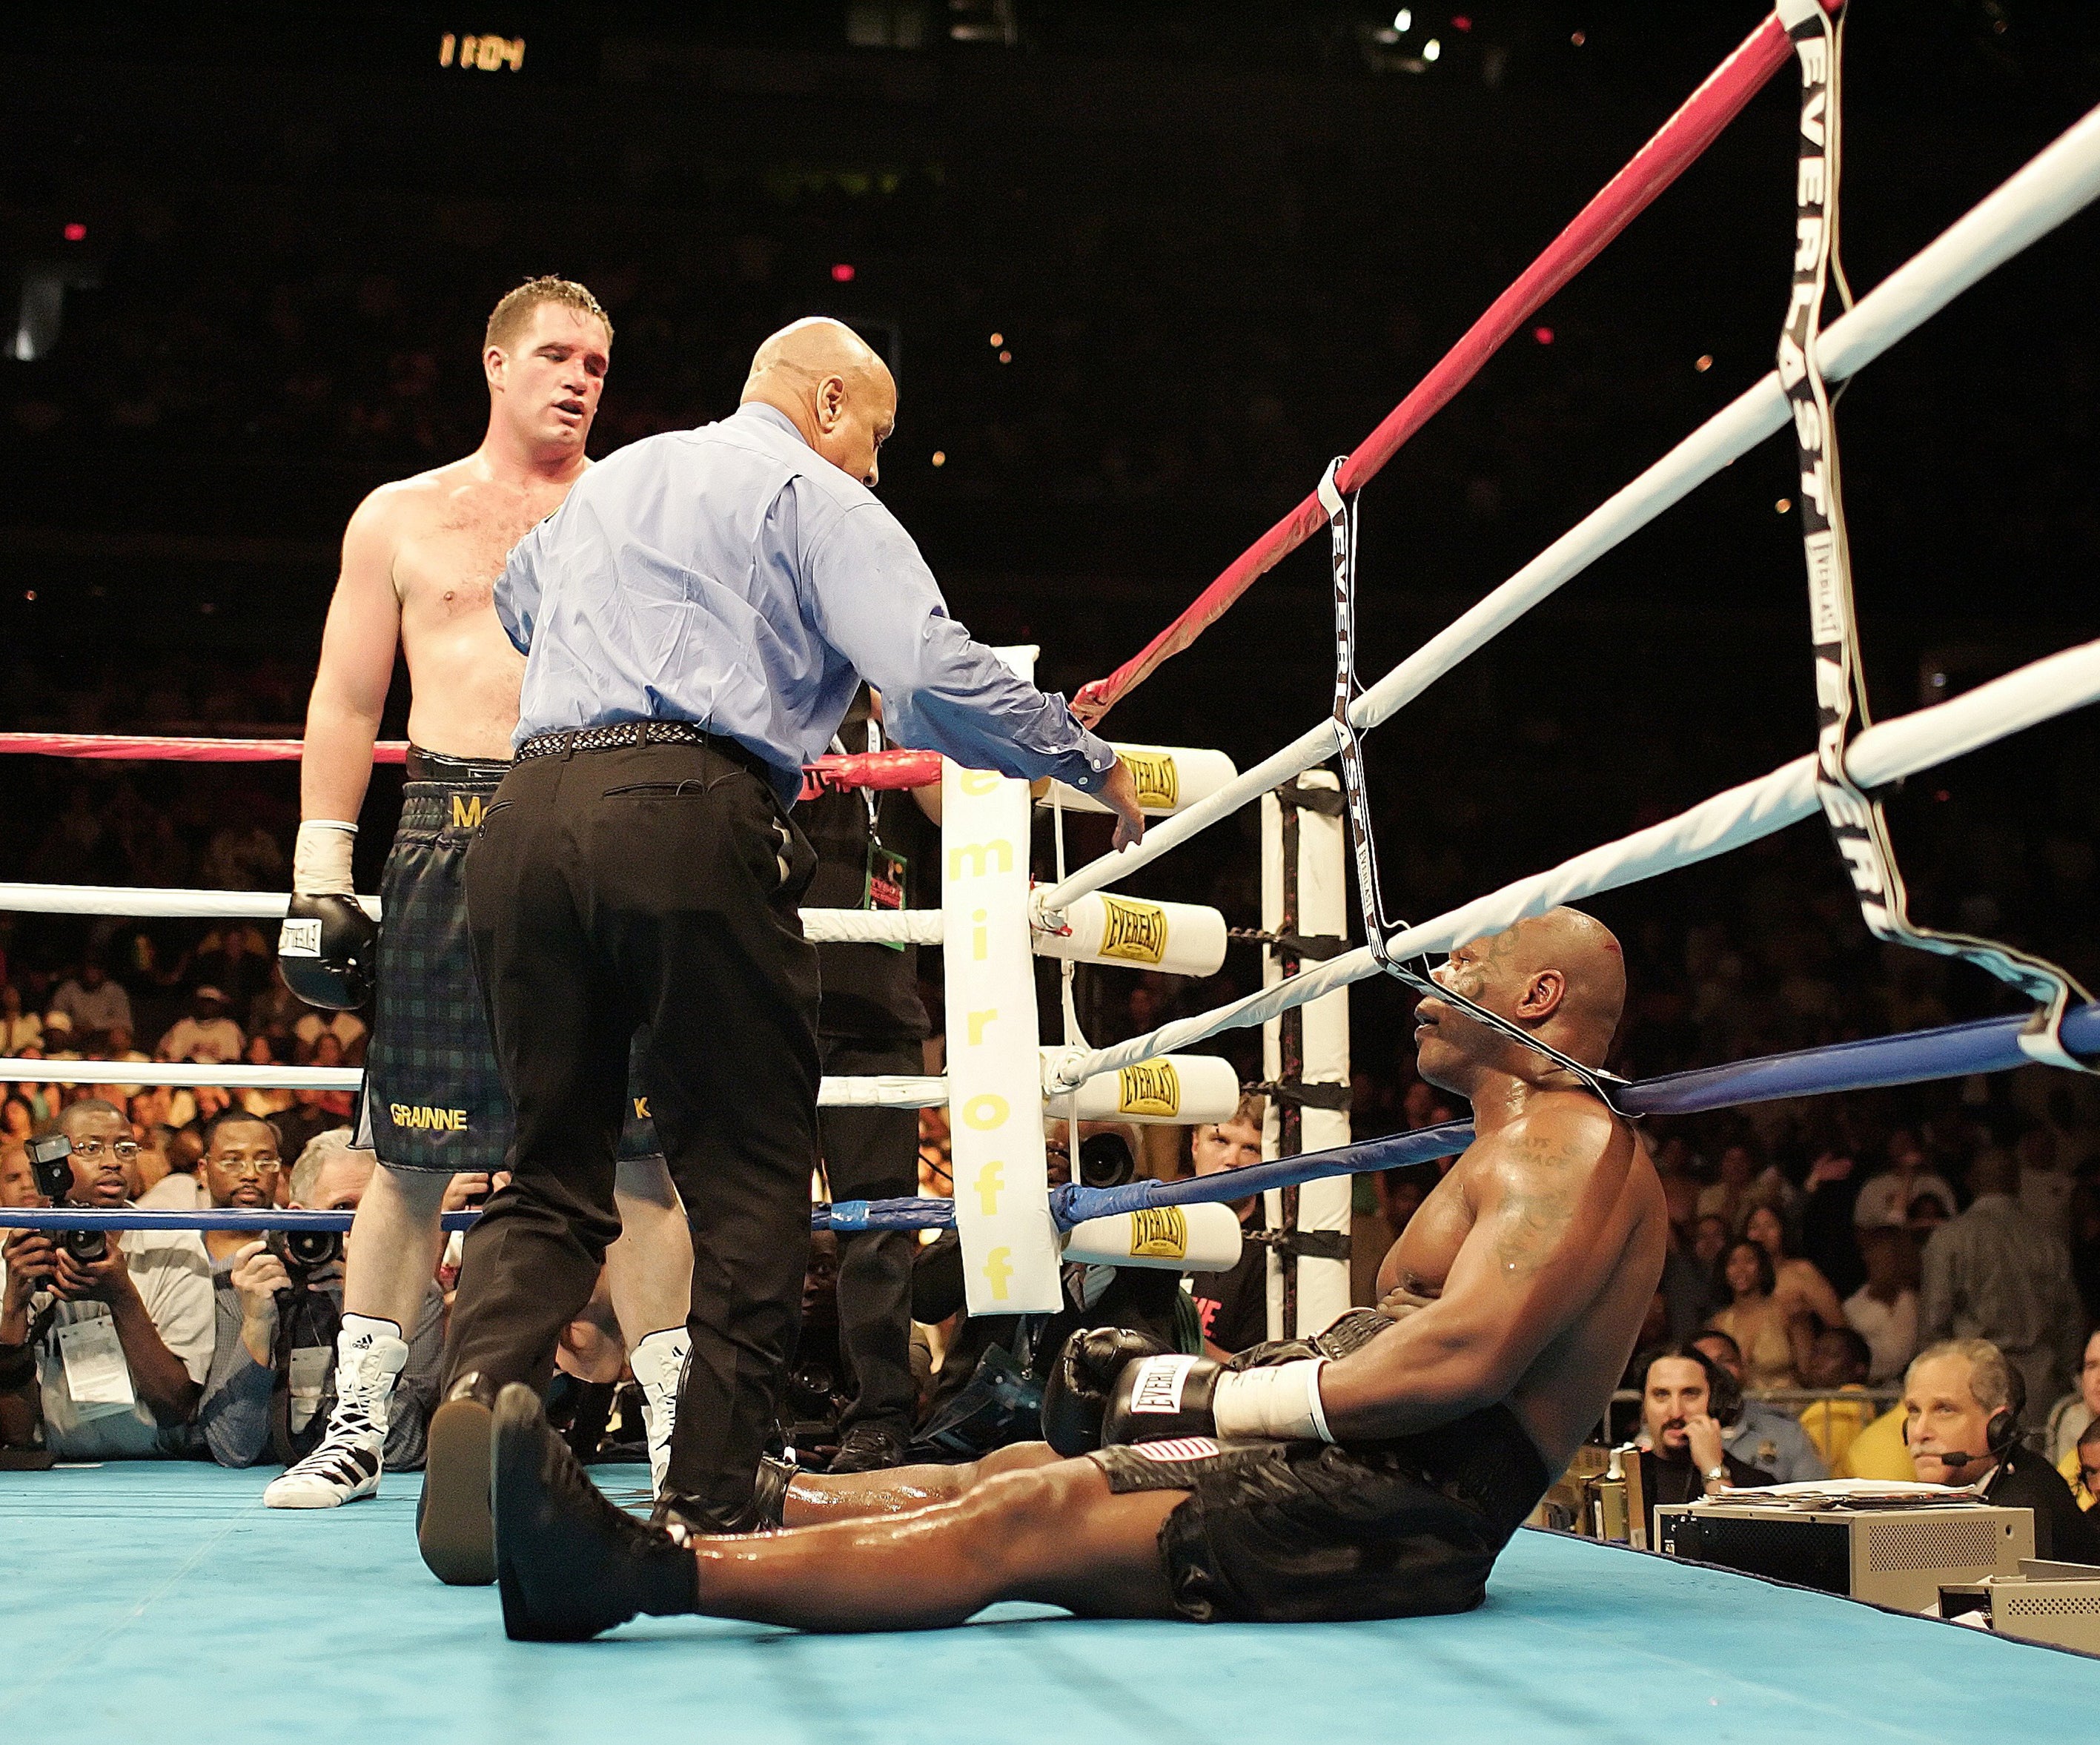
(1703, 1463, 1731, 1484)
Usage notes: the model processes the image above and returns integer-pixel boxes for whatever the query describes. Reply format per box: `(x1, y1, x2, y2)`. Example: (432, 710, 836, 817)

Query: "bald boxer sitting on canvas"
(486, 907, 1666, 1639)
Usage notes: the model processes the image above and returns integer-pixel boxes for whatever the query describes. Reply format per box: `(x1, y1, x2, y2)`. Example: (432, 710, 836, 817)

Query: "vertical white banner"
(1262, 774, 1353, 1340)
(941, 647, 1062, 1315)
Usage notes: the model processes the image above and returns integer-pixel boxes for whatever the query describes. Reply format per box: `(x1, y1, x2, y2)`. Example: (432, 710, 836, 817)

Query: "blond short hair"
(1907, 1337, 2018, 1418)
(288, 1127, 362, 1207)
(485, 276, 612, 354)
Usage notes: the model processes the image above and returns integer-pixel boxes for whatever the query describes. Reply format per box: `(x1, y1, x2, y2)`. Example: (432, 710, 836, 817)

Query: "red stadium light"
(1451, 16, 1471, 30)
(830, 262, 856, 282)
(1532, 325, 1554, 345)
(62, 222, 86, 242)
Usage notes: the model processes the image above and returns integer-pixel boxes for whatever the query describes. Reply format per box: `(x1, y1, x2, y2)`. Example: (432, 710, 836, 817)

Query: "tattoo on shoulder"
(1487, 1129, 1593, 1274)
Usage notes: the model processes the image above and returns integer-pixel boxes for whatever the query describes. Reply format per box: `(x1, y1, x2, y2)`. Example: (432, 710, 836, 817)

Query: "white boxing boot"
(263, 1314, 410, 1509)
(628, 1325, 692, 1500)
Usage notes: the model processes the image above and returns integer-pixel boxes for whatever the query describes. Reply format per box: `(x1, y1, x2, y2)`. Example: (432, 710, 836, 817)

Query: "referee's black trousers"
(446, 739, 819, 1526)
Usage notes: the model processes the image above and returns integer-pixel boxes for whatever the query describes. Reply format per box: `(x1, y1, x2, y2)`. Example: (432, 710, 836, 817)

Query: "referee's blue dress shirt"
(495, 401, 1116, 807)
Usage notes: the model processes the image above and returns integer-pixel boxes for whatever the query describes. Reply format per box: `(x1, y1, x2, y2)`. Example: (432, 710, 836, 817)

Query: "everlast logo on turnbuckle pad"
(1127, 1206, 1189, 1261)
(1097, 895, 1167, 965)
(1116, 1060, 1181, 1119)
(1118, 749, 1178, 811)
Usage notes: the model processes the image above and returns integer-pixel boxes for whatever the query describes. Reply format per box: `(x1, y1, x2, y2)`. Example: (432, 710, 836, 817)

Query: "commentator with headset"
(1901, 1337, 2100, 1562)
(1634, 1342, 1775, 1530)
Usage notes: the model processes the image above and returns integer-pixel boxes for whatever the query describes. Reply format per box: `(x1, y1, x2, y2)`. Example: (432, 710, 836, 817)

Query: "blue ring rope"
(13, 1000, 2092, 1238)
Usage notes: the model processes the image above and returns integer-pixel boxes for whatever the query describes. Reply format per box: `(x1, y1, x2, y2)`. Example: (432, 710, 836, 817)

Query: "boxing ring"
(7, 5, 2100, 1735)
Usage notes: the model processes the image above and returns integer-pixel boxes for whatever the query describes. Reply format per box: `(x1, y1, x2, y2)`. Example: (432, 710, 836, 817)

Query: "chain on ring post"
(1316, 459, 1632, 1111)
(1777, 0, 2093, 1073)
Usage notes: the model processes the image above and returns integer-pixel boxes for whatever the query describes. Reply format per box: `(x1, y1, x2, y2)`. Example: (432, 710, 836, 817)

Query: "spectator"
(2018, 1126, 2076, 1236)
(1854, 1128, 1957, 1230)
(93, 1024, 151, 1102)
(156, 987, 244, 1065)
(1707, 1238, 1803, 1391)
(0, 984, 42, 1054)
(195, 1111, 280, 1265)
(1918, 1145, 2084, 1411)
(0, 1099, 212, 1458)
(2045, 1328, 2100, 1467)
(1, 1096, 33, 1145)
(1634, 1345, 1775, 1538)
(1901, 1338, 2100, 1561)
(1691, 1213, 1729, 1270)
(1843, 1225, 1921, 1384)
(272, 1082, 342, 1162)
(1185, 1097, 1267, 1357)
(0, 1143, 36, 1213)
(197, 818, 286, 890)
(2064, 1418, 2100, 1514)
(305, 1030, 357, 1119)
(1743, 1202, 1844, 1331)
(236, 1033, 295, 1119)
(1798, 1145, 1866, 1299)
(48, 959, 133, 1039)
(189, 924, 272, 1016)
(191, 1128, 442, 1472)
(137, 1123, 208, 1209)
(1697, 1141, 1786, 1234)
(37, 1012, 78, 1067)
(1657, 1176, 1719, 1344)
(1830, 1397, 1927, 1483)
(1692, 1328, 1826, 1484)
(293, 1004, 368, 1059)
(1797, 1325, 1877, 1471)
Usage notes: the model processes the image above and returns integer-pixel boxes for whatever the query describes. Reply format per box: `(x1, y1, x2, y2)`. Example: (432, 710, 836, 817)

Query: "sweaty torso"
(380, 458, 580, 759)
(1376, 1112, 1666, 1471)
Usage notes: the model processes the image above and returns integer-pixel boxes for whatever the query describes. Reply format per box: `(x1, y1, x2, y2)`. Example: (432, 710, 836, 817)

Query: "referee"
(419, 317, 1143, 1581)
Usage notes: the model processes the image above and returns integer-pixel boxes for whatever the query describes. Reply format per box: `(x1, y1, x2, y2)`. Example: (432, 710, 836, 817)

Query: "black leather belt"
(515, 720, 778, 786)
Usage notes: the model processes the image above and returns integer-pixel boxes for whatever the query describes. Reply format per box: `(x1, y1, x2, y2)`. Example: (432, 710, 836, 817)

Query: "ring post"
(941, 647, 1063, 1314)
(1262, 772, 1352, 1339)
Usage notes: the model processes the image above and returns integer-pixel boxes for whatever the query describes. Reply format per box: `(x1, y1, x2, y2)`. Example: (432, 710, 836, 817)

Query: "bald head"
(1415, 907, 1626, 1096)
(741, 318, 896, 488)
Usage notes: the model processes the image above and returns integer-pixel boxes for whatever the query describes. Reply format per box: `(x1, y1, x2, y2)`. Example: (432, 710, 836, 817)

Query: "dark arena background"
(4, 4, 2100, 1741)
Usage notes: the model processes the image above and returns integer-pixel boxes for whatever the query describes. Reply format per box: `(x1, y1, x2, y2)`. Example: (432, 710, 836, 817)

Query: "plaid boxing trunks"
(356, 749, 656, 1171)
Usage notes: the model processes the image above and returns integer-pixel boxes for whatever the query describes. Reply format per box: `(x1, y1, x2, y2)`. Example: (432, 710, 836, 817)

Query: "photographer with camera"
(191, 1128, 443, 1472)
(194, 1110, 283, 1265)
(0, 1100, 213, 1458)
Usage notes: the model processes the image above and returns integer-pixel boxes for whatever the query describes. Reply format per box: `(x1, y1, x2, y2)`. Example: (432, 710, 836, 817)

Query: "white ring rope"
(0, 1055, 950, 1107)
(1038, 98, 2100, 917)
(0, 881, 944, 945)
(1050, 635, 2100, 1091)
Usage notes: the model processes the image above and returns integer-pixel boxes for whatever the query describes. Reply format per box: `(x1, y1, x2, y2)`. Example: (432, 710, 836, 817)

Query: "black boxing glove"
(279, 819, 377, 1010)
(1102, 1351, 1336, 1449)
(1040, 1326, 1173, 1456)
(279, 893, 379, 1010)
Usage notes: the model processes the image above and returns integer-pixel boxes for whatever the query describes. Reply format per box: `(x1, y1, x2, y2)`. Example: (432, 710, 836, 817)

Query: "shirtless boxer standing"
(266, 278, 695, 1516)
(482, 906, 1668, 1638)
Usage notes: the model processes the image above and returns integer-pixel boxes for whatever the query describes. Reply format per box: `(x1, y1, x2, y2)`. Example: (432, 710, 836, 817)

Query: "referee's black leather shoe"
(493, 1384, 699, 1642)
(418, 1377, 497, 1586)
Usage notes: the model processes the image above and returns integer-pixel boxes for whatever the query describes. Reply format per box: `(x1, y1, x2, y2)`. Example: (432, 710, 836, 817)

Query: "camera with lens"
(1077, 1130, 1136, 1191)
(27, 1133, 106, 1263)
(267, 1228, 345, 1285)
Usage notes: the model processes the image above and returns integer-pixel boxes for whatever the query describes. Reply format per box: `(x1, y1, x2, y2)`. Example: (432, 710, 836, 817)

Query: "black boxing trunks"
(357, 746, 655, 1171)
(1087, 1328, 1551, 1623)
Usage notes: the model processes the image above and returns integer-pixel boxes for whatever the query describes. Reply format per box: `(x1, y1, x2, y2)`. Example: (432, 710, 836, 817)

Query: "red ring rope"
(1072, 7, 1812, 726)
(0, 732, 943, 794)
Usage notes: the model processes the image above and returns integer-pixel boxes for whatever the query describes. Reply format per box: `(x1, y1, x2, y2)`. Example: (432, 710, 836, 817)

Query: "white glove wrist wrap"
(1212, 1357, 1333, 1444)
(293, 821, 359, 897)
